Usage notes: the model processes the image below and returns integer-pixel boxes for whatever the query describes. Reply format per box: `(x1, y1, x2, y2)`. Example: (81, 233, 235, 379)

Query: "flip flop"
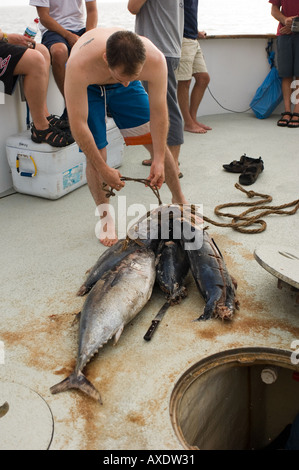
(287, 112, 299, 128)
(142, 159, 152, 166)
(277, 112, 292, 127)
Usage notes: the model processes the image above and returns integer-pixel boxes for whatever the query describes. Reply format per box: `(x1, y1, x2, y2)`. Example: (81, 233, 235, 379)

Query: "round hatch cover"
(0, 381, 54, 450)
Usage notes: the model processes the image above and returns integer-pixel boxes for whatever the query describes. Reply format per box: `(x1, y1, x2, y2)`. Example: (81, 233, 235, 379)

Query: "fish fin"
(113, 324, 125, 344)
(76, 284, 89, 296)
(50, 371, 103, 404)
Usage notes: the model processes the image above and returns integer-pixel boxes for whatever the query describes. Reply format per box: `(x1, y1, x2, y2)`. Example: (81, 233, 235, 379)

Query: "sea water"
(2, 0, 278, 40)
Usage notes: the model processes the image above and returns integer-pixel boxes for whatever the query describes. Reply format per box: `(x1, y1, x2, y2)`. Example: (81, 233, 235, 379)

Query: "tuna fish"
(156, 240, 189, 304)
(183, 230, 239, 321)
(50, 247, 156, 403)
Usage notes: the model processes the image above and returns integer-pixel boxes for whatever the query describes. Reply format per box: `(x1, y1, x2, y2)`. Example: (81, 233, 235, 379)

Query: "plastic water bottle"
(24, 18, 39, 39)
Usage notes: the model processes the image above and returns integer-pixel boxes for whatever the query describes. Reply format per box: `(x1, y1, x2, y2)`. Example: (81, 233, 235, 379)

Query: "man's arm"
(85, 1, 98, 31)
(144, 50, 169, 188)
(271, 4, 294, 32)
(36, 6, 80, 47)
(127, 0, 147, 15)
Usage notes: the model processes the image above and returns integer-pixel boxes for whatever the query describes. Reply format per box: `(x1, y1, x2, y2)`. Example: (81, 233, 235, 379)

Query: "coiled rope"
(203, 183, 299, 234)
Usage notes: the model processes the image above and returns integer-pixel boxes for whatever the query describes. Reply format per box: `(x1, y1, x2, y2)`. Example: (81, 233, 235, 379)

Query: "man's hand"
(101, 166, 125, 192)
(7, 33, 36, 48)
(198, 31, 207, 39)
(148, 160, 164, 189)
(65, 31, 80, 48)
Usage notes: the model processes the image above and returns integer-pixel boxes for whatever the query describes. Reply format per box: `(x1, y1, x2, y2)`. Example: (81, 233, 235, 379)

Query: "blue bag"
(250, 41, 282, 119)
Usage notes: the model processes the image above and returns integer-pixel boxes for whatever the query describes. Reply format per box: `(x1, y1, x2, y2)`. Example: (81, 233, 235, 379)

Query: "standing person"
(29, 0, 98, 127)
(176, 0, 212, 134)
(0, 28, 73, 146)
(127, 0, 184, 178)
(269, 0, 299, 128)
(64, 28, 188, 246)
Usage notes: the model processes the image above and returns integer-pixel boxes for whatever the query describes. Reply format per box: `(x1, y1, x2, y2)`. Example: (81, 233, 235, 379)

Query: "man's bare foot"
(98, 221, 118, 247)
(197, 121, 212, 131)
(95, 209, 118, 247)
(184, 123, 207, 134)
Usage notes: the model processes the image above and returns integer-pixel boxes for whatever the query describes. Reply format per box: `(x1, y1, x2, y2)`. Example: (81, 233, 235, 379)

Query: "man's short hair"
(106, 30, 146, 75)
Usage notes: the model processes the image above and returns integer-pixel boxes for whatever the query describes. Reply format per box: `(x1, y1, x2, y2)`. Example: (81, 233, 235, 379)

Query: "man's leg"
(288, 76, 299, 127)
(144, 144, 187, 204)
(85, 150, 118, 247)
(13, 48, 50, 130)
(49, 42, 69, 97)
(190, 72, 212, 131)
(177, 78, 206, 133)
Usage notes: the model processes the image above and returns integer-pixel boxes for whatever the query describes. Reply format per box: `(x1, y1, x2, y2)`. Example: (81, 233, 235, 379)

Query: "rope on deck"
(203, 183, 299, 234)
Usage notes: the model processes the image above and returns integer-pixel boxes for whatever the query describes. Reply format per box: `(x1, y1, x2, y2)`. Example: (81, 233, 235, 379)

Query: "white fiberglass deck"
(0, 112, 298, 450)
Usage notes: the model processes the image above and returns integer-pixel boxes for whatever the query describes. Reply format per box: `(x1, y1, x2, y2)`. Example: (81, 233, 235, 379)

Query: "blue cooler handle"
(16, 154, 37, 177)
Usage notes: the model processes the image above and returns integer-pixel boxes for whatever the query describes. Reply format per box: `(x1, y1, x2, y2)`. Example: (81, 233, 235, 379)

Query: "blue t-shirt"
(184, 0, 198, 39)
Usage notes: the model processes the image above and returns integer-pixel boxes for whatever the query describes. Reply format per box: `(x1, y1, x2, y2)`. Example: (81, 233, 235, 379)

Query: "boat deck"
(0, 112, 298, 450)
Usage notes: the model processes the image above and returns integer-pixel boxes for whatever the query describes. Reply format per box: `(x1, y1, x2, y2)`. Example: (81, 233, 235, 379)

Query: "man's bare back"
(69, 27, 165, 89)
(65, 28, 187, 247)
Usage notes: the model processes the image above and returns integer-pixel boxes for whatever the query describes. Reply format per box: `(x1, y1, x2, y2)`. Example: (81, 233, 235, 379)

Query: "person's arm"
(127, 0, 148, 15)
(197, 31, 207, 39)
(271, 4, 294, 33)
(64, 60, 123, 190)
(85, 1, 98, 31)
(144, 49, 169, 188)
(36, 6, 79, 47)
(0, 30, 35, 47)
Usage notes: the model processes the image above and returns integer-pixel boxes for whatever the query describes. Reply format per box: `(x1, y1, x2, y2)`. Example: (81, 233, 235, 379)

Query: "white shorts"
(175, 37, 208, 80)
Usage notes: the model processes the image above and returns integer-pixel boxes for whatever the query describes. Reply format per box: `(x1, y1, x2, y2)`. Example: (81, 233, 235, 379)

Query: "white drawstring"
(99, 85, 108, 123)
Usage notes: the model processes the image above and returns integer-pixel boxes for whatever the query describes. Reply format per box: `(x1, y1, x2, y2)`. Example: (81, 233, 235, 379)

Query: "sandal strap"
(31, 124, 74, 147)
(47, 114, 69, 129)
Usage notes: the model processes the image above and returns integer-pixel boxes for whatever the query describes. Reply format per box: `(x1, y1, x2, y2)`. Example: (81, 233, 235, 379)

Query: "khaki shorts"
(175, 37, 208, 80)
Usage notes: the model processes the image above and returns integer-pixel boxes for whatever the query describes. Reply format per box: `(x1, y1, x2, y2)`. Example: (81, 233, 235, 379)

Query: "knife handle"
(143, 320, 159, 341)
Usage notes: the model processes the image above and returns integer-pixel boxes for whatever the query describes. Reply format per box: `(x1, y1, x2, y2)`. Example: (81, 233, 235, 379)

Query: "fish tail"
(50, 371, 103, 404)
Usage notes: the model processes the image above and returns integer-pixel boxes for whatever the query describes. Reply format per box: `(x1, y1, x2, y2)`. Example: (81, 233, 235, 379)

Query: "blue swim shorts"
(87, 80, 152, 149)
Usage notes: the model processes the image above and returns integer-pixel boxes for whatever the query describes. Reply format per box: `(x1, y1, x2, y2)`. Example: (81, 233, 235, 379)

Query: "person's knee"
(50, 43, 69, 66)
(194, 72, 210, 88)
(15, 48, 48, 76)
(178, 79, 192, 91)
(35, 43, 51, 66)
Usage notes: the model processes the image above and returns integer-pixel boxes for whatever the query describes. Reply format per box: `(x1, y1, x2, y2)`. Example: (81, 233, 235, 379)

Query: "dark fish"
(156, 240, 189, 304)
(183, 230, 238, 321)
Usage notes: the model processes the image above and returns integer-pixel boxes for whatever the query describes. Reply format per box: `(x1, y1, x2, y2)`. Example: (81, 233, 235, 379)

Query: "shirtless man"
(65, 27, 187, 246)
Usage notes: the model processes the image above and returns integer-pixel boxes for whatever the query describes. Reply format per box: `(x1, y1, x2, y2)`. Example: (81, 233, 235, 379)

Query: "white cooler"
(6, 117, 124, 200)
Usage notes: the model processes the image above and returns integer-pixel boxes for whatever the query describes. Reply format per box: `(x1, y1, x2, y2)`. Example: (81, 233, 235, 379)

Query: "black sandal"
(223, 154, 263, 173)
(239, 160, 264, 186)
(31, 124, 74, 147)
(287, 112, 299, 128)
(47, 114, 69, 130)
(277, 112, 292, 127)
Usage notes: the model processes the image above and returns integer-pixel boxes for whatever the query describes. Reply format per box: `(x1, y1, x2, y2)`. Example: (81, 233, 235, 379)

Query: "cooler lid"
(5, 130, 76, 153)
